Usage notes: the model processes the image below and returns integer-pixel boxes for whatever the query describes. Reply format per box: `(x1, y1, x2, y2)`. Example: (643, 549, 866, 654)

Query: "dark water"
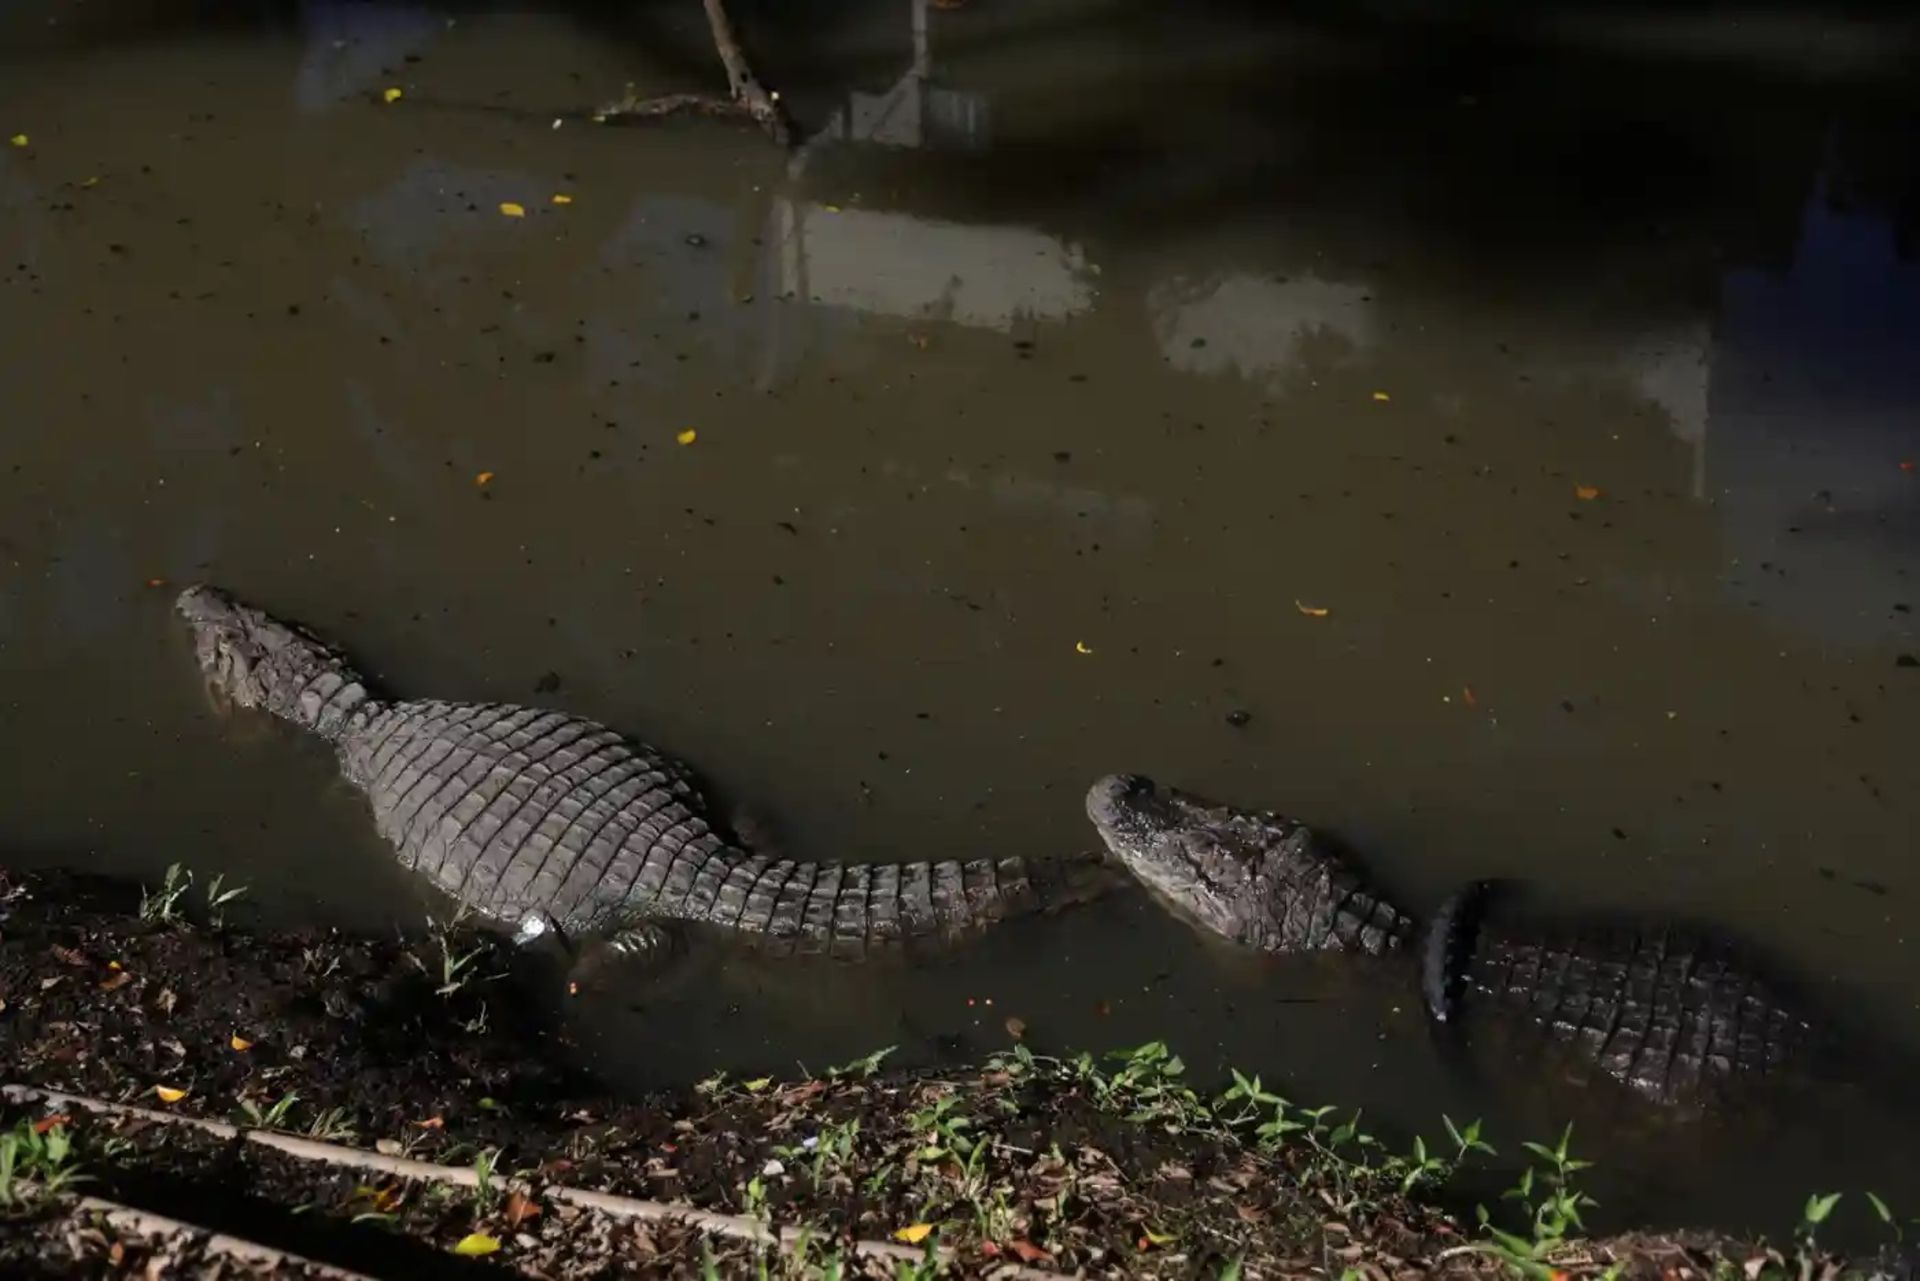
(4, 0, 1919, 1241)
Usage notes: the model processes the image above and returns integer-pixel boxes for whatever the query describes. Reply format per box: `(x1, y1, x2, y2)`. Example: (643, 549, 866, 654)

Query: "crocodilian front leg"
(513, 909, 677, 992)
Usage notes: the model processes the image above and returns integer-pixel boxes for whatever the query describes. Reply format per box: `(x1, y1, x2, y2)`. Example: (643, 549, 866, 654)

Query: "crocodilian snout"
(1085, 773, 1154, 830)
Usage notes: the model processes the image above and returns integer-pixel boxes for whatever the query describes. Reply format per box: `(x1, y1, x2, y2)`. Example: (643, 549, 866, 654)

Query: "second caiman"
(1085, 772, 1822, 1108)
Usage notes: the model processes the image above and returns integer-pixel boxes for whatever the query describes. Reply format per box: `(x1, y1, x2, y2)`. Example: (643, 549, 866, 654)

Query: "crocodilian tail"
(175, 585, 378, 740)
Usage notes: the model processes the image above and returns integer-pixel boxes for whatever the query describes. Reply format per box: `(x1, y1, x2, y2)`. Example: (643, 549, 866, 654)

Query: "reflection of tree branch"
(700, 0, 791, 144)
(592, 0, 791, 145)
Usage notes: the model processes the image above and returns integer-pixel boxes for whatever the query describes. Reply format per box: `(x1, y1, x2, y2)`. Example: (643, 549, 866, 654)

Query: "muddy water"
(5, 0, 1920, 1238)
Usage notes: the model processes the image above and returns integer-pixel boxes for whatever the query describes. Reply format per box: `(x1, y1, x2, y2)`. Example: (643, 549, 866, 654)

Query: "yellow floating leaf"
(676, 429, 697, 445)
(1574, 485, 1601, 501)
(498, 202, 526, 218)
(1293, 600, 1330, 618)
(451, 1233, 501, 1257)
(154, 1086, 187, 1103)
(382, 87, 403, 104)
(1371, 391, 1391, 402)
(550, 193, 574, 205)
(1074, 641, 1093, 655)
(82, 176, 100, 189)
(8, 134, 27, 148)
(475, 471, 494, 487)
(823, 204, 843, 213)
(894, 1223, 934, 1245)
(230, 1034, 253, 1052)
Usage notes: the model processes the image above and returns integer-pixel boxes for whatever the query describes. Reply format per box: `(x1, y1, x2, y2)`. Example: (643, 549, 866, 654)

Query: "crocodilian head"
(175, 584, 359, 723)
(1084, 773, 1408, 954)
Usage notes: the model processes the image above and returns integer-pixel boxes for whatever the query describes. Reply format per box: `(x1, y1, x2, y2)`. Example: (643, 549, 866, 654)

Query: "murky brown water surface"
(4, 0, 1919, 1237)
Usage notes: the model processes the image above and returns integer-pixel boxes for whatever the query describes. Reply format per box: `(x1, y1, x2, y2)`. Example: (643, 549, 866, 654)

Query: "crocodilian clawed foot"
(512, 911, 673, 991)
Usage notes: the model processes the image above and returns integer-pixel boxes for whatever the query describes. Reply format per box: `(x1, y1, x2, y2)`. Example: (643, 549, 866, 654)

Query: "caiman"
(174, 585, 1111, 961)
(1086, 773, 1822, 1108)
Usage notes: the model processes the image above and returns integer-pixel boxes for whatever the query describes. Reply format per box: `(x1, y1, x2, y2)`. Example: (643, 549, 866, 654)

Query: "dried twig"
(71, 1196, 379, 1281)
(4, 1084, 1057, 1278)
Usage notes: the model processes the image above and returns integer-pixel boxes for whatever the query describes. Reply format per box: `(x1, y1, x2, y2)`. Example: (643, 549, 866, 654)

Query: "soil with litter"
(0, 867, 1869, 1279)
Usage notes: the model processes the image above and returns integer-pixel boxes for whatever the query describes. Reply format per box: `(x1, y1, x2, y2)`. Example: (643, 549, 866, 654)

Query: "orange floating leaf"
(474, 471, 494, 487)
(1004, 1015, 1027, 1040)
(1574, 485, 1601, 501)
(230, 1034, 253, 1052)
(1462, 685, 1478, 708)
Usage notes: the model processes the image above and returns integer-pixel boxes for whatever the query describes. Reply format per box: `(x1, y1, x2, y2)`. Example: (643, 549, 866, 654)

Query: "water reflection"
(809, 0, 989, 152)
(1149, 271, 1376, 384)
(1711, 177, 1920, 647)
(294, 1, 444, 113)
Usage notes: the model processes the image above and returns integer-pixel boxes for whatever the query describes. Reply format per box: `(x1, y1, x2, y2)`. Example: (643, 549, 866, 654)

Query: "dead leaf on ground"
(154, 988, 177, 1015)
(1009, 1240, 1052, 1262)
(51, 944, 89, 967)
(153, 1086, 187, 1104)
(414, 1115, 444, 1129)
(230, 1034, 253, 1052)
(505, 1190, 542, 1228)
(32, 1114, 71, 1134)
(97, 971, 132, 992)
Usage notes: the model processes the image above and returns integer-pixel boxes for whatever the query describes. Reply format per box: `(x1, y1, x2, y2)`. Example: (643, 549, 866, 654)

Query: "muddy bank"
(1, 867, 1904, 1279)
